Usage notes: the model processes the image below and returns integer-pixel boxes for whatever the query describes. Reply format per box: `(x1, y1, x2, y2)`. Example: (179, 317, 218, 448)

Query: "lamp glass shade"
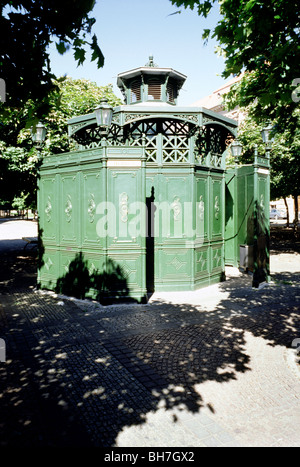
(230, 140, 243, 158)
(261, 123, 273, 144)
(95, 99, 113, 128)
(31, 122, 46, 143)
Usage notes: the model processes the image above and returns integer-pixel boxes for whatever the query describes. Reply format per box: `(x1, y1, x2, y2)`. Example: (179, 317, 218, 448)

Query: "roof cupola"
(117, 56, 187, 106)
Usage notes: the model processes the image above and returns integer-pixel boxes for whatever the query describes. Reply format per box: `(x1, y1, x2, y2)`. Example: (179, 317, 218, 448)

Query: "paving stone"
(0, 236, 299, 447)
(181, 420, 212, 439)
(202, 436, 224, 447)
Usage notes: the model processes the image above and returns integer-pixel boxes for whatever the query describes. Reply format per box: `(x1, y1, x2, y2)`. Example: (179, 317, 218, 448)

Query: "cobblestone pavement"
(0, 221, 299, 447)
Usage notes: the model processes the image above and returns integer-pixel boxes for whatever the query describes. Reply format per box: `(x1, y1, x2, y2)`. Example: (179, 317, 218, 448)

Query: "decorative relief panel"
(196, 251, 207, 273)
(88, 194, 96, 223)
(196, 177, 208, 240)
(212, 248, 222, 269)
(112, 113, 121, 124)
(173, 113, 198, 124)
(45, 196, 52, 222)
(161, 250, 189, 279)
(202, 116, 212, 125)
(171, 196, 181, 221)
(169, 256, 185, 271)
(125, 113, 151, 123)
(120, 192, 129, 223)
(199, 195, 205, 221)
(45, 257, 53, 271)
(63, 259, 71, 273)
(89, 262, 97, 276)
(68, 121, 91, 137)
(214, 195, 220, 220)
(120, 260, 136, 280)
(65, 195, 72, 223)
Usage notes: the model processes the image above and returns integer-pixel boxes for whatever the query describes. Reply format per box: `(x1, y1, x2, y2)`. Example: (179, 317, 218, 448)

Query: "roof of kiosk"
(117, 56, 187, 89)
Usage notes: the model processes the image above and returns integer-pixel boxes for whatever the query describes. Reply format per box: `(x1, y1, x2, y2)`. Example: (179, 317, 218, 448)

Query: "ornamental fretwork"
(194, 125, 232, 167)
(127, 119, 193, 163)
(70, 116, 233, 167)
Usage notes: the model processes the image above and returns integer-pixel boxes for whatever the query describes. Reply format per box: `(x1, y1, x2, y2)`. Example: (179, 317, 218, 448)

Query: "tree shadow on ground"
(0, 249, 37, 293)
(54, 252, 130, 304)
(270, 225, 300, 254)
(0, 245, 299, 446)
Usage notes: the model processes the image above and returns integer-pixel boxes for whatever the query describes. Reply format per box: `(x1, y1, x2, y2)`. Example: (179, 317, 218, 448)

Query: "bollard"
(0, 79, 6, 103)
(0, 338, 6, 362)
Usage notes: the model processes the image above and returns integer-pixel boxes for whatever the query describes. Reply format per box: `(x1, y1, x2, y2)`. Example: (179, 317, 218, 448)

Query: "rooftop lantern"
(117, 56, 187, 106)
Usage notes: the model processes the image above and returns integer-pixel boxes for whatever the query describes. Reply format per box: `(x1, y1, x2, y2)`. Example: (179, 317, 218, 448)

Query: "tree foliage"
(236, 107, 300, 224)
(0, 141, 38, 208)
(38, 77, 122, 155)
(0, 0, 103, 121)
(170, 0, 300, 128)
(0, 77, 122, 208)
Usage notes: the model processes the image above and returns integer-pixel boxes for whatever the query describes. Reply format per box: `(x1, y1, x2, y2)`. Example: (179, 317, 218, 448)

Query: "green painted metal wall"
(38, 146, 147, 303)
(225, 166, 255, 267)
(38, 144, 270, 301)
(142, 165, 225, 293)
(225, 157, 270, 285)
(38, 146, 227, 301)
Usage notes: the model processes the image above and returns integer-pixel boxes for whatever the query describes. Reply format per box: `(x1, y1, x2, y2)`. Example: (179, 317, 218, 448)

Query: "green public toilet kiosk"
(38, 58, 270, 302)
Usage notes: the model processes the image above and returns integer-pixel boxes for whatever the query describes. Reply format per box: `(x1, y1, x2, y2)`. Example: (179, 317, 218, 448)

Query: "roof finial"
(145, 55, 158, 67)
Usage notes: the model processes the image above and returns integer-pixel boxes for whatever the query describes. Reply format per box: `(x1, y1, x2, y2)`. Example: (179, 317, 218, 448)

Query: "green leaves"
(56, 41, 70, 55)
(0, 0, 104, 122)
(74, 47, 86, 66)
(170, 0, 300, 130)
(235, 107, 300, 201)
(0, 77, 122, 207)
(202, 28, 211, 43)
(170, 0, 214, 16)
(90, 34, 104, 68)
(244, 0, 257, 11)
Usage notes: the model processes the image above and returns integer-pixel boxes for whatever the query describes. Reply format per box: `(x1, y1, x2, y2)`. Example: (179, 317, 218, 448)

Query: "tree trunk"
(284, 197, 289, 227)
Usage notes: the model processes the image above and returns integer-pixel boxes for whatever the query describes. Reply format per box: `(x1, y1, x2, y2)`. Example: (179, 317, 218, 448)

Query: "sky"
(48, 0, 228, 106)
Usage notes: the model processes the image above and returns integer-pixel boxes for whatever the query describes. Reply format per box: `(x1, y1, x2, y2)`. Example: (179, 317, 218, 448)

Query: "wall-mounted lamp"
(94, 98, 113, 131)
(31, 122, 47, 145)
(261, 123, 274, 146)
(230, 139, 243, 162)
